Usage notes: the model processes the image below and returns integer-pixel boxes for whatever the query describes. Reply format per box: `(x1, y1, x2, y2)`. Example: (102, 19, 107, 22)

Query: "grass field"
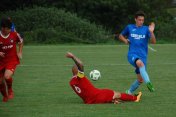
(0, 44, 176, 117)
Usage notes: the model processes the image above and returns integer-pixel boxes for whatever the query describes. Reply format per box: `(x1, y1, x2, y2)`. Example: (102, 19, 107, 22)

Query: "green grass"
(0, 44, 176, 117)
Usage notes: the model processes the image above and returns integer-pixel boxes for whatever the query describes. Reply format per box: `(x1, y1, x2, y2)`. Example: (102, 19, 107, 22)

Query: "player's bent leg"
(126, 56, 142, 94)
(136, 59, 144, 67)
(4, 70, 14, 99)
(0, 77, 8, 102)
(113, 91, 121, 99)
(136, 60, 154, 92)
(5, 77, 14, 99)
(92, 89, 115, 104)
(114, 91, 137, 102)
(126, 74, 143, 94)
(113, 92, 121, 104)
(136, 60, 149, 83)
(4, 69, 13, 79)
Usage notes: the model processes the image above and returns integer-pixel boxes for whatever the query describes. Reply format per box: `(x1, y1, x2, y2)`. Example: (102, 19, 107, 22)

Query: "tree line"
(0, 0, 175, 43)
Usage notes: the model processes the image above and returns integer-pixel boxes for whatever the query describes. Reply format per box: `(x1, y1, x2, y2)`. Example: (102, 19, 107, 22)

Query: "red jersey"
(70, 71, 114, 104)
(0, 31, 23, 64)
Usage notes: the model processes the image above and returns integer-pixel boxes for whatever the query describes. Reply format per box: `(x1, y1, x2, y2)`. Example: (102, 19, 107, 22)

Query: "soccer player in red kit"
(0, 17, 23, 102)
(66, 52, 142, 104)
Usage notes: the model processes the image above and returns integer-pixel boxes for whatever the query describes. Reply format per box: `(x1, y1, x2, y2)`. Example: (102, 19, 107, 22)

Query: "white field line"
(148, 45, 157, 52)
(28, 52, 103, 54)
(19, 63, 176, 67)
(23, 44, 176, 48)
(19, 64, 129, 67)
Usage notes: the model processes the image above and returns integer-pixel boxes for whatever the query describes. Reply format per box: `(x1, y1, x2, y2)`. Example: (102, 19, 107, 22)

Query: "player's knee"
(138, 79, 143, 83)
(113, 91, 121, 99)
(136, 60, 144, 67)
(4, 74, 11, 79)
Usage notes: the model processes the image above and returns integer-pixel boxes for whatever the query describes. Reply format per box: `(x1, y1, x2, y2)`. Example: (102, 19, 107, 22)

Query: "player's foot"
(135, 92, 142, 102)
(146, 82, 155, 92)
(125, 90, 132, 94)
(2, 96, 8, 102)
(8, 89, 14, 99)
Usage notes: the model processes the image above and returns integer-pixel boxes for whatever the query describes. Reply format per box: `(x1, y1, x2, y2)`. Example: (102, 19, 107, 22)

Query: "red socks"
(0, 82, 8, 98)
(5, 77, 13, 91)
(120, 93, 137, 101)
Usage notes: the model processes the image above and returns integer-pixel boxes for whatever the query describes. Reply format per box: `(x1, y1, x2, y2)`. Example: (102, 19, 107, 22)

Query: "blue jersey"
(121, 24, 151, 59)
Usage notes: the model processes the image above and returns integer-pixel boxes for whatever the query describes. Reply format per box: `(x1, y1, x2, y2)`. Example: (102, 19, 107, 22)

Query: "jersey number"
(73, 85, 81, 93)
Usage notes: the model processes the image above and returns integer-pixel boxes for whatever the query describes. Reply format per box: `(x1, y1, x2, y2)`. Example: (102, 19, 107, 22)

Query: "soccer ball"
(89, 70, 101, 81)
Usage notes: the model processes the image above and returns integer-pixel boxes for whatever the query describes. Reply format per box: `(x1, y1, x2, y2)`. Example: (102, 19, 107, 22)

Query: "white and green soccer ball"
(90, 70, 101, 81)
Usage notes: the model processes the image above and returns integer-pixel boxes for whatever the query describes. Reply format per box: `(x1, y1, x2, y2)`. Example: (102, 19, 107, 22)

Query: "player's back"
(70, 76, 100, 104)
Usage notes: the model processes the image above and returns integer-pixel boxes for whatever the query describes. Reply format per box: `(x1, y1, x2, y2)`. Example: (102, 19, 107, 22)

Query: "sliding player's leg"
(113, 91, 142, 103)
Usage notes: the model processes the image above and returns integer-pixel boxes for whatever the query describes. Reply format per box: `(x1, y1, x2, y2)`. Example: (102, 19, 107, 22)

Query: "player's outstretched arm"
(66, 52, 84, 72)
(149, 22, 156, 44)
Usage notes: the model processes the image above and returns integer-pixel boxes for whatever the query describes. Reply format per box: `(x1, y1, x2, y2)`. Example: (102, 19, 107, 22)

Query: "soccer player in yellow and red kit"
(0, 17, 23, 102)
(66, 52, 142, 104)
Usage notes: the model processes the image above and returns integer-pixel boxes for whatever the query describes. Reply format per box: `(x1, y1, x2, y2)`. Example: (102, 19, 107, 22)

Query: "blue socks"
(139, 66, 150, 83)
(128, 80, 141, 94)
(128, 66, 151, 94)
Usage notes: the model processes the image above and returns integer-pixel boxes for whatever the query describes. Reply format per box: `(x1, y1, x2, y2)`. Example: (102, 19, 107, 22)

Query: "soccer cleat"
(146, 82, 155, 92)
(8, 89, 14, 99)
(2, 96, 8, 102)
(135, 92, 142, 102)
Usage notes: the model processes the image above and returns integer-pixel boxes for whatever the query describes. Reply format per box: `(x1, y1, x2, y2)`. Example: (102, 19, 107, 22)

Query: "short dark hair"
(1, 17, 12, 29)
(135, 11, 145, 18)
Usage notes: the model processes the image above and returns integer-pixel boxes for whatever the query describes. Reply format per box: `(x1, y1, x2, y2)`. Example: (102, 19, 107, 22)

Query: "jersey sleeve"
(120, 25, 129, 36)
(77, 70, 85, 78)
(16, 33, 23, 44)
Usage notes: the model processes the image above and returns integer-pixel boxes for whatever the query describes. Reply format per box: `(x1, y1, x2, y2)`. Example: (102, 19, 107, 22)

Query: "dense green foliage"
(0, 7, 111, 44)
(0, 0, 175, 43)
(47, 0, 175, 41)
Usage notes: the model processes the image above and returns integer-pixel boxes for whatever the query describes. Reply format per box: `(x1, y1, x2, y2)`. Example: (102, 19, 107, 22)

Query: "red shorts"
(0, 62, 18, 77)
(86, 89, 114, 104)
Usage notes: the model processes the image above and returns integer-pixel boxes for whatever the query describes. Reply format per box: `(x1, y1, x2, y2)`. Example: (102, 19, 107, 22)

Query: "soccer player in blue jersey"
(119, 11, 156, 94)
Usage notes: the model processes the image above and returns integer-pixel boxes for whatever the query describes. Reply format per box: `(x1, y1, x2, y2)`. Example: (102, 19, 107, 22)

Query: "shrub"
(0, 7, 111, 44)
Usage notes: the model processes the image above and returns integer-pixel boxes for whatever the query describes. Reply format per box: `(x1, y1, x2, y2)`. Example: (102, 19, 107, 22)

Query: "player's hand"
(66, 52, 74, 58)
(17, 52, 23, 59)
(125, 39, 130, 45)
(149, 22, 155, 33)
(0, 52, 5, 58)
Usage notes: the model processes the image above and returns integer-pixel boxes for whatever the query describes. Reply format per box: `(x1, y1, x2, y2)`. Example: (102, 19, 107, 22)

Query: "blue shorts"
(127, 54, 147, 74)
